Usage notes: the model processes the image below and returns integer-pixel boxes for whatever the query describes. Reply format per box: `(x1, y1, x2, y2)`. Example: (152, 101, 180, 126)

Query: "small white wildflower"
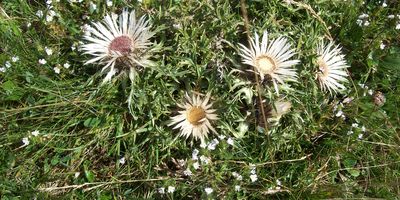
(382, 2, 387, 7)
(388, 15, 395, 19)
(39, 59, 47, 65)
(396, 24, 400, 30)
(358, 133, 363, 140)
(46, 10, 56, 22)
(22, 137, 29, 146)
(276, 179, 282, 186)
(361, 126, 366, 132)
(11, 56, 19, 62)
(63, 62, 71, 69)
(119, 157, 125, 165)
(363, 21, 370, 26)
(235, 185, 241, 192)
(368, 89, 373, 95)
(74, 172, 80, 178)
(192, 149, 199, 160)
(207, 138, 219, 150)
(183, 168, 192, 176)
(193, 161, 200, 170)
(173, 23, 181, 29)
(218, 135, 226, 140)
(347, 130, 354, 135)
(5, 61, 11, 68)
(27, 22, 31, 27)
(36, 10, 43, 18)
(227, 137, 234, 146)
(250, 174, 258, 182)
(31, 130, 40, 136)
(249, 164, 256, 174)
(232, 172, 243, 181)
(358, 13, 368, 19)
(106, 0, 113, 7)
(158, 187, 165, 194)
(343, 97, 353, 104)
(199, 155, 209, 165)
(167, 186, 175, 193)
(380, 42, 386, 50)
(335, 110, 343, 117)
(53, 66, 61, 74)
(0, 67, 5, 72)
(45, 47, 53, 55)
(356, 19, 363, 26)
(89, 2, 97, 11)
(177, 159, 186, 167)
(204, 187, 213, 195)
(352, 123, 359, 128)
(46, 0, 52, 5)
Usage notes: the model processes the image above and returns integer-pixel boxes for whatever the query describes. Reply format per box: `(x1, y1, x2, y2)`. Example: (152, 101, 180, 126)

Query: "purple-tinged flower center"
(109, 36, 132, 55)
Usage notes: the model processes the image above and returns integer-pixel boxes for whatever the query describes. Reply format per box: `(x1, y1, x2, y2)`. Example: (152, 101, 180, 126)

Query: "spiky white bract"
(316, 41, 349, 94)
(238, 30, 300, 94)
(81, 9, 155, 84)
(168, 93, 218, 145)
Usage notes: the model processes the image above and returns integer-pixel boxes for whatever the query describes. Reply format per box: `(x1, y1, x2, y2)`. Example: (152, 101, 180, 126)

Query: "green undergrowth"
(0, 0, 399, 199)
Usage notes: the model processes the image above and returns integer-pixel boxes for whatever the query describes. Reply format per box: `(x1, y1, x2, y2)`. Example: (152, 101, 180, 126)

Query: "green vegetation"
(1, 0, 399, 199)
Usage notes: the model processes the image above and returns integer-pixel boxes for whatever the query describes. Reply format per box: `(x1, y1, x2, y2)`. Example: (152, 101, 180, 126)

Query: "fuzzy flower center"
(256, 56, 276, 74)
(109, 36, 132, 55)
(187, 106, 206, 125)
(317, 57, 329, 78)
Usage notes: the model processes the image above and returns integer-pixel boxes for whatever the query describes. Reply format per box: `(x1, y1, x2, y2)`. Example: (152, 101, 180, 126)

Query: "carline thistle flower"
(168, 93, 218, 145)
(81, 9, 155, 84)
(316, 41, 349, 94)
(238, 30, 300, 94)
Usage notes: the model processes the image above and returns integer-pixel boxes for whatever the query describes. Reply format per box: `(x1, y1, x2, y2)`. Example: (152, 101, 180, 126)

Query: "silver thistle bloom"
(81, 9, 155, 84)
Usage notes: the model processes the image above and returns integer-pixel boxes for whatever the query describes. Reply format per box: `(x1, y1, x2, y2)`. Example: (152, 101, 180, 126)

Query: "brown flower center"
(187, 106, 206, 125)
(109, 36, 132, 55)
(255, 56, 276, 74)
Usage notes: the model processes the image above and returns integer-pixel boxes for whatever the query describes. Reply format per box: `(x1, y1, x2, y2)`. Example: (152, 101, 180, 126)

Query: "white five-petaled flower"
(39, 59, 47, 65)
(81, 9, 155, 84)
(192, 149, 199, 160)
(11, 56, 19, 62)
(119, 157, 126, 165)
(106, 0, 113, 7)
(168, 93, 218, 145)
(204, 187, 213, 195)
(167, 186, 175, 193)
(63, 62, 71, 69)
(53, 66, 61, 74)
(22, 137, 29, 146)
(158, 187, 165, 194)
(227, 137, 234, 146)
(235, 185, 241, 192)
(316, 41, 349, 94)
(250, 174, 258, 182)
(193, 161, 200, 170)
(31, 130, 40, 136)
(45, 47, 53, 56)
(183, 168, 192, 176)
(238, 30, 300, 94)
